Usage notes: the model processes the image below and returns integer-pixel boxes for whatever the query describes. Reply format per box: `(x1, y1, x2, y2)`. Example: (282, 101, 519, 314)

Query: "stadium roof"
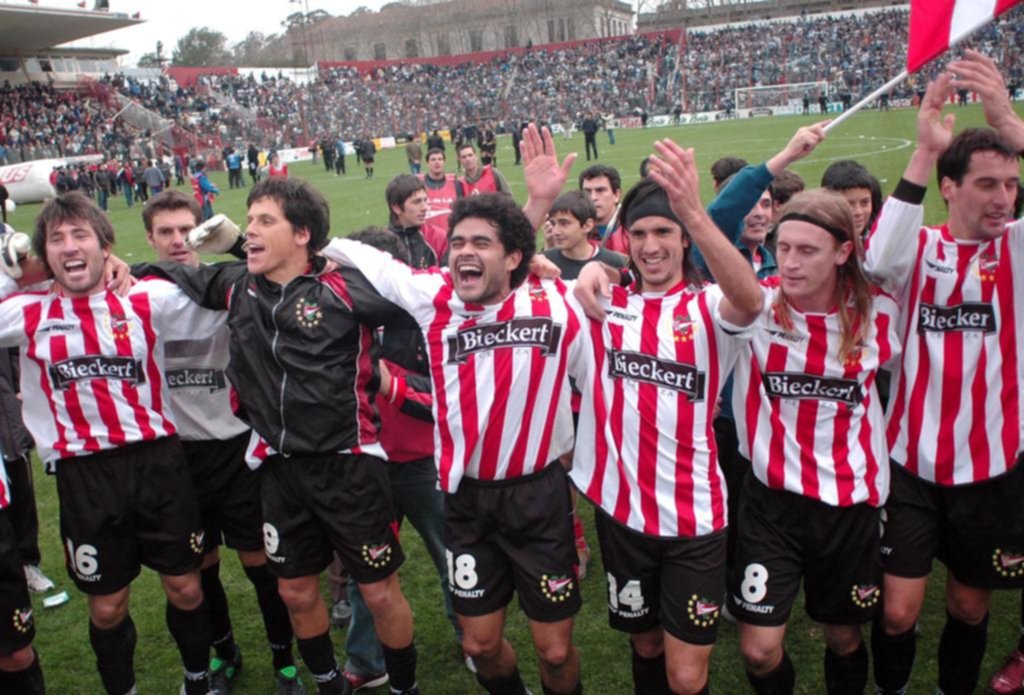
(0, 4, 141, 53)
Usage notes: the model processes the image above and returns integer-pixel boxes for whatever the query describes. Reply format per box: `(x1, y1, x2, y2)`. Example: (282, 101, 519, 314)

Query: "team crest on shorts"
(687, 595, 720, 627)
(992, 548, 1024, 578)
(540, 574, 574, 602)
(189, 530, 205, 554)
(295, 298, 323, 329)
(362, 542, 393, 569)
(104, 312, 132, 341)
(672, 315, 696, 342)
(850, 584, 880, 608)
(11, 607, 33, 634)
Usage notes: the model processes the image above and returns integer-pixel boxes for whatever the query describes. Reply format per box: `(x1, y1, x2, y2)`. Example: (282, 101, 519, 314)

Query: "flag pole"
(823, 70, 909, 133)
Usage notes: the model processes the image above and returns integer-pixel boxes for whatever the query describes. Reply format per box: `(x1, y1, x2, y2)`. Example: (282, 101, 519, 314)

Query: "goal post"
(734, 80, 830, 111)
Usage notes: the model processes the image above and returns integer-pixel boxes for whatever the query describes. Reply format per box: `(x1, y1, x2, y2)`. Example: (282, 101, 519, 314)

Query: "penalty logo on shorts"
(295, 298, 323, 329)
(362, 542, 393, 569)
(189, 530, 205, 555)
(687, 595, 720, 628)
(993, 548, 1024, 579)
(11, 607, 32, 634)
(850, 584, 880, 608)
(540, 574, 574, 602)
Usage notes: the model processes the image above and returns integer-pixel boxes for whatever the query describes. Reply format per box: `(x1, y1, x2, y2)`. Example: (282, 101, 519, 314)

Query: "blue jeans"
(201, 200, 214, 221)
(344, 457, 460, 676)
(97, 188, 108, 210)
(121, 181, 133, 207)
(608, 129, 616, 145)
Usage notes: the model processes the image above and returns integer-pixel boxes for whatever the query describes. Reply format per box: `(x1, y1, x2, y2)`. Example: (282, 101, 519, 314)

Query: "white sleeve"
(863, 196, 926, 298)
(0, 277, 32, 348)
(322, 238, 444, 322)
(711, 284, 757, 342)
(135, 279, 227, 342)
(561, 281, 598, 384)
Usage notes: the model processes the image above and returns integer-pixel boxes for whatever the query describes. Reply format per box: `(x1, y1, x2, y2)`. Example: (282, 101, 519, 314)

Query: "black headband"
(777, 212, 848, 242)
(622, 189, 685, 230)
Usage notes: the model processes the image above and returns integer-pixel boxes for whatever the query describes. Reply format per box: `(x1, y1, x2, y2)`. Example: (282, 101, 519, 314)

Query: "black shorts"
(881, 460, 1024, 589)
(182, 432, 263, 553)
(55, 437, 205, 595)
(444, 463, 580, 622)
(595, 509, 726, 646)
(727, 474, 881, 627)
(260, 452, 404, 583)
(0, 510, 34, 655)
(362, 156, 375, 164)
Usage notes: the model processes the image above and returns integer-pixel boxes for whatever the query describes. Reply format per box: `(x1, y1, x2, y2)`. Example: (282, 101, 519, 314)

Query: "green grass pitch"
(8, 102, 1023, 693)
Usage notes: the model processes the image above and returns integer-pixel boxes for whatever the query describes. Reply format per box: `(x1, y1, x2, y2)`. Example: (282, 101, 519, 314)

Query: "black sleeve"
(131, 260, 247, 311)
(340, 266, 419, 330)
(397, 373, 434, 423)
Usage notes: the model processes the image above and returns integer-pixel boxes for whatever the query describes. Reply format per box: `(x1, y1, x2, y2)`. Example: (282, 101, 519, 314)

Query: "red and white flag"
(907, 0, 1023, 72)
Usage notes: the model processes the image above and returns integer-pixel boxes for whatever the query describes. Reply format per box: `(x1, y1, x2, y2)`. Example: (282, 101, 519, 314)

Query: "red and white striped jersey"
(0, 455, 9, 509)
(567, 281, 751, 538)
(865, 191, 1024, 485)
(0, 277, 226, 463)
(732, 280, 900, 507)
(323, 238, 578, 493)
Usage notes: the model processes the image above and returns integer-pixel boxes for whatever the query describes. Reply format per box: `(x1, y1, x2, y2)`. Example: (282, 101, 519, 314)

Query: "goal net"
(734, 80, 830, 112)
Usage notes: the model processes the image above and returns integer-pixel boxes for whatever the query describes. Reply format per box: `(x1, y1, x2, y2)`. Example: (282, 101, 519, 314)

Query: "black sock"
(243, 563, 294, 670)
(824, 642, 867, 695)
(631, 644, 669, 695)
(871, 618, 915, 694)
(200, 562, 236, 662)
(166, 600, 212, 695)
(382, 640, 417, 692)
(295, 632, 344, 694)
(938, 611, 988, 695)
(89, 615, 137, 695)
(746, 650, 795, 695)
(0, 649, 45, 694)
(477, 666, 529, 695)
(542, 681, 583, 695)
(1018, 589, 1024, 653)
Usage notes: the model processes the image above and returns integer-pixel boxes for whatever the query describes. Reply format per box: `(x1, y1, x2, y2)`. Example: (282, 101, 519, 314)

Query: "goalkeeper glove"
(186, 214, 242, 254)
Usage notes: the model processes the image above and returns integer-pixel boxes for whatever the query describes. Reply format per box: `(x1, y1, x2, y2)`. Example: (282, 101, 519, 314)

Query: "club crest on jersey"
(104, 312, 132, 340)
(974, 252, 999, 282)
(10, 607, 32, 634)
(917, 302, 996, 334)
(362, 542, 393, 569)
(608, 349, 705, 399)
(992, 548, 1024, 579)
(447, 317, 562, 363)
(528, 284, 547, 303)
(189, 530, 205, 555)
(850, 584, 880, 608)
(762, 372, 864, 406)
(540, 574, 574, 602)
(295, 298, 323, 329)
(687, 595, 720, 628)
(672, 315, 696, 342)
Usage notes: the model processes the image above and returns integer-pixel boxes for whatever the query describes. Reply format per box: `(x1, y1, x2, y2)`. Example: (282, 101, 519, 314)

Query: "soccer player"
(458, 144, 511, 196)
(135, 178, 422, 695)
(420, 148, 464, 234)
(865, 53, 1024, 695)
(321, 125, 584, 695)
(727, 189, 899, 695)
(820, 160, 883, 238)
(0, 193, 225, 695)
(569, 139, 763, 695)
(578, 164, 623, 251)
(385, 174, 448, 269)
(141, 191, 301, 694)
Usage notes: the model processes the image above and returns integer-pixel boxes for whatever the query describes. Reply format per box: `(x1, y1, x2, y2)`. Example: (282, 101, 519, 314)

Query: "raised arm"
(520, 124, 577, 230)
(949, 49, 1024, 152)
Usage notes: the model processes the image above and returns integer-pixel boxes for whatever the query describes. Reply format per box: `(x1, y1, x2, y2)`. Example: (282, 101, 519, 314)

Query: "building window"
(558, 18, 566, 42)
(405, 38, 420, 58)
(503, 25, 518, 49)
(344, 46, 356, 60)
(374, 43, 387, 60)
(568, 17, 575, 40)
(436, 34, 451, 56)
(469, 29, 483, 52)
(548, 19, 556, 43)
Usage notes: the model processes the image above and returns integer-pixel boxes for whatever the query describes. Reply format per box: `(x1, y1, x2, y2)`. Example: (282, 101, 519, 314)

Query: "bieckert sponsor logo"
(165, 368, 227, 392)
(763, 372, 863, 406)
(447, 317, 562, 362)
(917, 302, 996, 334)
(49, 356, 145, 389)
(608, 349, 705, 399)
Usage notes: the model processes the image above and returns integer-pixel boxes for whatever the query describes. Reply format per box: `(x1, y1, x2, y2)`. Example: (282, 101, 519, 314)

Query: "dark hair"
(457, 143, 476, 156)
(247, 177, 330, 255)
(447, 193, 535, 289)
(385, 174, 426, 225)
(427, 147, 446, 161)
(348, 226, 411, 264)
(937, 127, 1017, 187)
(549, 190, 597, 225)
(771, 170, 805, 206)
(619, 178, 702, 289)
(1014, 182, 1024, 220)
(710, 157, 748, 188)
(32, 192, 115, 276)
(639, 156, 651, 178)
(867, 175, 883, 230)
(578, 164, 621, 193)
(194, 160, 205, 171)
(821, 160, 874, 192)
(143, 190, 201, 233)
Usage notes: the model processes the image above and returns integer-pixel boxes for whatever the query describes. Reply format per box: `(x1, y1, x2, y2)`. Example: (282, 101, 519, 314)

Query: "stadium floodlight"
(734, 80, 829, 115)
